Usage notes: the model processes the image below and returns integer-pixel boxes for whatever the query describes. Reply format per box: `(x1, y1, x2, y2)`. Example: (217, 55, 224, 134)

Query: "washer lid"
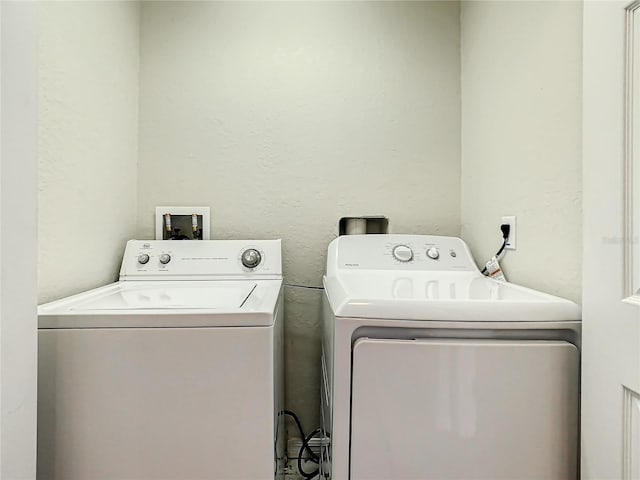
(69, 282, 256, 310)
(38, 280, 282, 328)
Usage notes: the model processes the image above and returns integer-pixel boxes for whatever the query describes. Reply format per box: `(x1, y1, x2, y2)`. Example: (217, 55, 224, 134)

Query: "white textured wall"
(138, 1, 461, 429)
(38, 1, 140, 303)
(460, 1, 582, 302)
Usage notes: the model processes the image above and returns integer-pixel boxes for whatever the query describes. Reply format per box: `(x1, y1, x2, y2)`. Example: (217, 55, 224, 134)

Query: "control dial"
(392, 245, 414, 262)
(241, 249, 262, 269)
(426, 247, 440, 260)
(159, 253, 171, 265)
(137, 254, 150, 265)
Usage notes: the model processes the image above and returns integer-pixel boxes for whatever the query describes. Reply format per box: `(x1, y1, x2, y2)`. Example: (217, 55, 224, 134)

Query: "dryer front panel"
(350, 338, 579, 480)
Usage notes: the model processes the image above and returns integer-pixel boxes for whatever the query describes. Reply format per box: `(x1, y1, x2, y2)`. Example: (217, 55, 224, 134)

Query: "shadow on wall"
(283, 283, 325, 436)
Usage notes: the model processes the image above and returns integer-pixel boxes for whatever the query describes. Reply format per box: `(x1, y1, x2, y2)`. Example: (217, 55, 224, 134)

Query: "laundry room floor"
(284, 458, 321, 479)
(284, 464, 304, 479)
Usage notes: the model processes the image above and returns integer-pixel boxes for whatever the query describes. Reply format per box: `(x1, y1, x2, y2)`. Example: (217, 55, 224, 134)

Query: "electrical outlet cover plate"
(501, 215, 516, 250)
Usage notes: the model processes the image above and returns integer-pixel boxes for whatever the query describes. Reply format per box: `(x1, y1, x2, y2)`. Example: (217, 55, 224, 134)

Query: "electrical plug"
(500, 223, 511, 240)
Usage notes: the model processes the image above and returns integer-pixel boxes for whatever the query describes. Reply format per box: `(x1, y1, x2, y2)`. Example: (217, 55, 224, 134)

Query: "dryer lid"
(323, 272, 581, 322)
(323, 234, 581, 322)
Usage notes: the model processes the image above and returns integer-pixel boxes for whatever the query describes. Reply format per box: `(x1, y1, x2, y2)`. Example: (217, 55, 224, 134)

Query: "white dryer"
(38, 239, 284, 480)
(321, 234, 581, 480)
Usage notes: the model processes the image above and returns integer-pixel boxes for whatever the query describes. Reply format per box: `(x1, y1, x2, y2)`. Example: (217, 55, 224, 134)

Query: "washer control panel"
(120, 239, 281, 279)
(332, 235, 476, 272)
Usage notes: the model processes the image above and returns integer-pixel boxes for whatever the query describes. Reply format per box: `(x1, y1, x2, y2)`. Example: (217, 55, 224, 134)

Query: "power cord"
(284, 283, 324, 291)
(481, 223, 511, 275)
(281, 410, 321, 479)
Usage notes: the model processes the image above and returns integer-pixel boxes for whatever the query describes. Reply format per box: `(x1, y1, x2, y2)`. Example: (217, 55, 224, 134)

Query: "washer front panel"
(38, 325, 277, 480)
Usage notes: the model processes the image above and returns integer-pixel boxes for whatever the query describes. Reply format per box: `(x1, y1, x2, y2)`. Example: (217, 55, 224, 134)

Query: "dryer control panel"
(328, 235, 478, 273)
(119, 239, 282, 280)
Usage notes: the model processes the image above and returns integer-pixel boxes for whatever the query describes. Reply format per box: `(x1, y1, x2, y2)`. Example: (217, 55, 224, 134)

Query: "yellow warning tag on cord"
(485, 256, 507, 282)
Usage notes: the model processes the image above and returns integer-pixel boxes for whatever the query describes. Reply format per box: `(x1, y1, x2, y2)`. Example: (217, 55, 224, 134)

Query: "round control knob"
(241, 249, 262, 269)
(426, 247, 440, 260)
(137, 254, 150, 265)
(159, 253, 171, 265)
(392, 245, 414, 262)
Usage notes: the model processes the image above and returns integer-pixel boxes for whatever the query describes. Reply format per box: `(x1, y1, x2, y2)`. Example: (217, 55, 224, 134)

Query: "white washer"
(38, 239, 284, 480)
(321, 234, 581, 480)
